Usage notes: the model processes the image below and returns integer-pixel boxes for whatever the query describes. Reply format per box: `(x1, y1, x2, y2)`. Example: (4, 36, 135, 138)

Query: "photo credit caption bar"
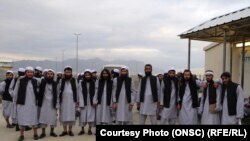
(96, 125, 250, 141)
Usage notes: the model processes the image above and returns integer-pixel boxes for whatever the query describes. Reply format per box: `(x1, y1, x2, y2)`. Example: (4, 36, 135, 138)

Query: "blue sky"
(0, 0, 249, 70)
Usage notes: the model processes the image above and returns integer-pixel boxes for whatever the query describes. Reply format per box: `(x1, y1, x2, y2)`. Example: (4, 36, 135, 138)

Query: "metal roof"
(179, 6, 250, 42)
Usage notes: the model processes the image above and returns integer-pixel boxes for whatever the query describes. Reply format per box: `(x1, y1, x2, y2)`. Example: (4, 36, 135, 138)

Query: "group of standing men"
(0, 64, 245, 141)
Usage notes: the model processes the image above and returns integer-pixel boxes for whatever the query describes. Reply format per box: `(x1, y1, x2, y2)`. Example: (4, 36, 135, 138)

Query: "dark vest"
(59, 78, 77, 103)
(140, 75, 158, 102)
(179, 80, 199, 108)
(81, 80, 95, 106)
(38, 79, 57, 108)
(115, 77, 132, 103)
(97, 79, 113, 105)
(16, 77, 38, 105)
(203, 81, 217, 107)
(221, 82, 238, 116)
(2, 79, 13, 101)
(163, 77, 179, 108)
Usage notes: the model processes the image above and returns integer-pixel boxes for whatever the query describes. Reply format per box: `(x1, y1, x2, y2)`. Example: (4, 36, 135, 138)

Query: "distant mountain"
(12, 58, 164, 75)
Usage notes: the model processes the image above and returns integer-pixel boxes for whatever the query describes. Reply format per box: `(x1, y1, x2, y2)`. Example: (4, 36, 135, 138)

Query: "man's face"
(157, 74, 163, 80)
(183, 71, 191, 80)
(144, 66, 152, 74)
(26, 70, 34, 78)
(84, 72, 91, 80)
(6, 73, 13, 80)
(64, 70, 72, 76)
(46, 71, 54, 79)
(221, 76, 230, 84)
(92, 72, 97, 78)
(168, 71, 175, 78)
(102, 71, 109, 79)
(205, 74, 213, 82)
(121, 69, 128, 76)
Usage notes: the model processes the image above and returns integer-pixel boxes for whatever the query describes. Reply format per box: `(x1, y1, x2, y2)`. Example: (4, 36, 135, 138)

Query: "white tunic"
(221, 85, 244, 125)
(78, 81, 95, 124)
(112, 78, 136, 122)
(13, 79, 38, 126)
(39, 84, 58, 126)
(58, 80, 77, 123)
(9, 78, 18, 121)
(178, 83, 198, 125)
(200, 84, 221, 125)
(0, 81, 13, 118)
(93, 81, 112, 124)
(136, 77, 160, 116)
(160, 80, 177, 119)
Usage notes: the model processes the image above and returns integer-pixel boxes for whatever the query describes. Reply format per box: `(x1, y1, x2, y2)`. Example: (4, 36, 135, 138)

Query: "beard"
(64, 74, 72, 80)
(145, 72, 152, 76)
(46, 77, 54, 84)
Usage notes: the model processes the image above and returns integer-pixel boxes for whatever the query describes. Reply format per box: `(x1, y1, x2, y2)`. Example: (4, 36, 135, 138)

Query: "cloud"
(0, 0, 249, 70)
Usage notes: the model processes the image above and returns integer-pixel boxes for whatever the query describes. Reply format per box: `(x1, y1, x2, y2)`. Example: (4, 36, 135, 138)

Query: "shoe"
(88, 130, 92, 135)
(59, 131, 68, 137)
(16, 125, 20, 131)
(6, 124, 14, 128)
(78, 130, 85, 136)
(18, 135, 24, 141)
(50, 132, 58, 137)
(39, 133, 46, 139)
(68, 131, 74, 136)
(34, 134, 39, 140)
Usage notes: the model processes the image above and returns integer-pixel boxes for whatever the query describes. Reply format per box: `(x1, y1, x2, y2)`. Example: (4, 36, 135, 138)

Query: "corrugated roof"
(180, 6, 250, 36)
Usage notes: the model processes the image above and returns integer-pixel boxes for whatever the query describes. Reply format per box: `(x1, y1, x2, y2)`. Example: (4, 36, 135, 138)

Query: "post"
(188, 38, 191, 70)
(223, 30, 227, 72)
(241, 38, 245, 88)
(74, 33, 81, 75)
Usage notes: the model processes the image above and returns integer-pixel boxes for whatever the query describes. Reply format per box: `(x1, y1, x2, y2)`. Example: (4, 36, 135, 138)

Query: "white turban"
(25, 66, 34, 71)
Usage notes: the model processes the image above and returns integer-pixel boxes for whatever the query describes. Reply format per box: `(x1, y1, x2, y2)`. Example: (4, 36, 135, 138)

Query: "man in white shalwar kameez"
(9, 68, 25, 131)
(78, 69, 96, 135)
(178, 69, 202, 125)
(136, 64, 160, 125)
(13, 66, 39, 141)
(0, 70, 14, 128)
(199, 70, 221, 125)
(93, 69, 113, 125)
(220, 72, 244, 125)
(58, 66, 78, 137)
(112, 66, 136, 125)
(160, 67, 179, 125)
(38, 69, 58, 138)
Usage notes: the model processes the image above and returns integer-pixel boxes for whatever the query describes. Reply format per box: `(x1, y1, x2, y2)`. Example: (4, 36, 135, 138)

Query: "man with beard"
(0, 70, 14, 128)
(34, 66, 43, 81)
(220, 72, 244, 125)
(58, 66, 78, 137)
(136, 64, 160, 125)
(160, 67, 179, 125)
(178, 69, 202, 125)
(112, 66, 136, 125)
(78, 69, 96, 135)
(111, 69, 119, 79)
(13, 66, 39, 141)
(93, 69, 113, 125)
(56, 72, 63, 84)
(91, 70, 98, 82)
(199, 70, 221, 125)
(38, 69, 58, 138)
(9, 68, 26, 131)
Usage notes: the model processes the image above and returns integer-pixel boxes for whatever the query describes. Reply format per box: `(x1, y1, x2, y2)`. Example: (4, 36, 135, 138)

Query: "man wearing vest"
(199, 70, 221, 125)
(13, 66, 40, 141)
(220, 72, 244, 125)
(160, 67, 179, 125)
(0, 70, 14, 128)
(38, 69, 58, 138)
(93, 69, 113, 125)
(58, 66, 78, 137)
(112, 66, 136, 125)
(178, 69, 202, 125)
(136, 64, 160, 125)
